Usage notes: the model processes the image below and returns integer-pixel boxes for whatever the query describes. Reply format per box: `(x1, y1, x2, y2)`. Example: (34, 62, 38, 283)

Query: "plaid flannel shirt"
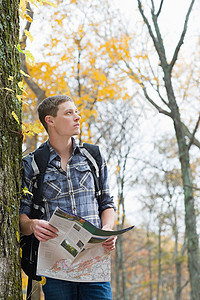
(20, 138, 115, 228)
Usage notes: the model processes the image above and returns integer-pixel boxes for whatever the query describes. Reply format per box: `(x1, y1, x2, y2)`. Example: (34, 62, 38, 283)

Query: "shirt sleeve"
(100, 154, 116, 212)
(19, 154, 34, 216)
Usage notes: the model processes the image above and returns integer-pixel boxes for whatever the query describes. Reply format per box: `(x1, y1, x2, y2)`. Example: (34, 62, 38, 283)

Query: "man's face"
(48, 101, 81, 137)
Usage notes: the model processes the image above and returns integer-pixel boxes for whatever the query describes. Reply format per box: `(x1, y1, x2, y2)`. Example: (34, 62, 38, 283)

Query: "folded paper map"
(37, 207, 134, 282)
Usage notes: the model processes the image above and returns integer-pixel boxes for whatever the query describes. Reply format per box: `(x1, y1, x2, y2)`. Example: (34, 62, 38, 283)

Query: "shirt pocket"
(43, 173, 62, 200)
(74, 163, 95, 191)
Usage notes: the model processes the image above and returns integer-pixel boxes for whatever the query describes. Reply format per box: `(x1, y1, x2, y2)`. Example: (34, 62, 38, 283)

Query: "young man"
(20, 95, 116, 299)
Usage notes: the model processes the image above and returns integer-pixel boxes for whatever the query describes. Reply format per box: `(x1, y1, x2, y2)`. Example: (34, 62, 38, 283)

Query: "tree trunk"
(0, 0, 22, 298)
(174, 119, 200, 300)
(164, 72, 200, 300)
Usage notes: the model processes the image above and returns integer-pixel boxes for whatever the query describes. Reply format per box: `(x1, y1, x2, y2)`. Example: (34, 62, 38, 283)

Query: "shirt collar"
(46, 137, 81, 162)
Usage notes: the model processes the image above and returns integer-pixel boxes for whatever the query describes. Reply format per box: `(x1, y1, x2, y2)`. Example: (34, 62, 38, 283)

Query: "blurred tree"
(0, 0, 22, 298)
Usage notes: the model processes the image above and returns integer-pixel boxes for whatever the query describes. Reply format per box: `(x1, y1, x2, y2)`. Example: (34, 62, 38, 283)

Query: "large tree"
(0, 0, 22, 298)
(130, 1, 199, 298)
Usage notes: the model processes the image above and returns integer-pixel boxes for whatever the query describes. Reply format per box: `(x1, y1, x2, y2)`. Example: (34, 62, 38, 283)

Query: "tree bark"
(0, 0, 22, 298)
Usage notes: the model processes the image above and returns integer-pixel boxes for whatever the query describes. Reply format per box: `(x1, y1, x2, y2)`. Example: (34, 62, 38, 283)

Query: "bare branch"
(169, 0, 195, 71)
(137, 0, 168, 69)
(137, 1, 157, 51)
(182, 121, 200, 149)
(156, 0, 164, 18)
(184, 184, 200, 191)
(146, 55, 169, 107)
(150, 0, 155, 13)
(188, 113, 200, 150)
(122, 58, 171, 114)
(142, 85, 172, 117)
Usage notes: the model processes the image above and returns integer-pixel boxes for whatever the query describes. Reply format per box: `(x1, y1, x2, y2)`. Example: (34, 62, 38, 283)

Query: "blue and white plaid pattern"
(20, 138, 115, 228)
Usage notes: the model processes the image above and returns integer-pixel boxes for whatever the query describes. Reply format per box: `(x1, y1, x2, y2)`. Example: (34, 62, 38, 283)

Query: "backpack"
(20, 142, 103, 299)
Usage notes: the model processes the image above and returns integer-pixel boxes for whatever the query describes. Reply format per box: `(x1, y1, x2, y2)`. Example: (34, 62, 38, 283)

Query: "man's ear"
(45, 115, 54, 128)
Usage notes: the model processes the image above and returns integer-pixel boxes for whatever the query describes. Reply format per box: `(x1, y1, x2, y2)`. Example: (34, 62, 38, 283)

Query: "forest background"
(0, 0, 200, 299)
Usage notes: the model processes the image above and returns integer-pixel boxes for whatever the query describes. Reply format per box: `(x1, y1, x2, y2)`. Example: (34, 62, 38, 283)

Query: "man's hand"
(19, 214, 58, 242)
(101, 208, 117, 252)
(102, 236, 117, 252)
(101, 225, 117, 252)
(32, 219, 58, 242)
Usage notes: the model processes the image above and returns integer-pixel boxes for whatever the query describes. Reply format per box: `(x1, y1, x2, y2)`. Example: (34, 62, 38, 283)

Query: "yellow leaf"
(16, 95, 24, 102)
(25, 50, 35, 66)
(24, 29, 34, 42)
(40, 0, 57, 8)
(20, 248, 22, 258)
(40, 277, 46, 285)
(23, 187, 33, 196)
(19, 0, 26, 13)
(2, 87, 14, 92)
(8, 76, 13, 81)
(24, 13, 33, 22)
(18, 81, 23, 89)
(115, 165, 120, 175)
(18, 81, 28, 95)
(12, 111, 20, 124)
(20, 70, 30, 77)
(16, 231, 20, 243)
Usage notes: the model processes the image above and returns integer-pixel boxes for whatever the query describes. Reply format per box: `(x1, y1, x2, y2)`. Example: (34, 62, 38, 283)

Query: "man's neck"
(49, 136, 73, 158)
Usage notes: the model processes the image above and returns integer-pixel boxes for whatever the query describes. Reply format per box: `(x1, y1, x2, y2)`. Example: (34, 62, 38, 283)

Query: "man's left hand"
(101, 225, 117, 252)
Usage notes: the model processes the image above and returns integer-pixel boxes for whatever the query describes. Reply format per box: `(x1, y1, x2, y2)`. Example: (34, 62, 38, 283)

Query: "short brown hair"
(37, 95, 73, 131)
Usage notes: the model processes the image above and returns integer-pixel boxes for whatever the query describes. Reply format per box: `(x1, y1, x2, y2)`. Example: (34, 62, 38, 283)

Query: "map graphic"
(44, 252, 111, 282)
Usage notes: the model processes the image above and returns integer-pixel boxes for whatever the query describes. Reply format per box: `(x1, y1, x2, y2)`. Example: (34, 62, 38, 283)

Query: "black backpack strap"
(23, 143, 50, 300)
(30, 142, 50, 219)
(82, 143, 103, 216)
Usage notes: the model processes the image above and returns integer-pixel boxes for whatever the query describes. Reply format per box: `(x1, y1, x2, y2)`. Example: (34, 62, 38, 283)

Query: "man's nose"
(75, 113, 81, 120)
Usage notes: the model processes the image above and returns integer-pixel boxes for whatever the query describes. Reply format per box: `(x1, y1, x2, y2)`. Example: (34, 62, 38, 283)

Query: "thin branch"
(137, 1, 157, 51)
(142, 84, 172, 117)
(180, 280, 190, 292)
(184, 184, 200, 191)
(137, 0, 168, 69)
(146, 55, 169, 107)
(156, 0, 164, 18)
(188, 114, 200, 150)
(169, 0, 195, 71)
(122, 59, 171, 116)
(181, 121, 200, 150)
(150, 0, 155, 13)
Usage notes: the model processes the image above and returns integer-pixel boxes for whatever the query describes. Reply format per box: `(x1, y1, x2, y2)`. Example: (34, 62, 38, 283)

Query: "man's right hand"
(19, 214, 58, 242)
(31, 219, 58, 242)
